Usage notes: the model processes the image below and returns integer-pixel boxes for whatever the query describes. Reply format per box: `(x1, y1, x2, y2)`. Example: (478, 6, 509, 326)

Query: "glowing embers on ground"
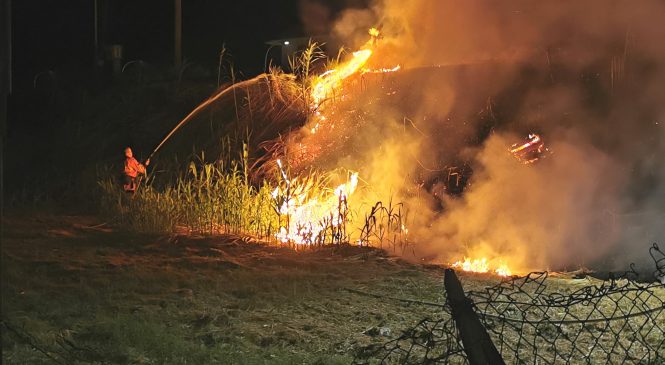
(452, 257, 513, 277)
(272, 160, 359, 245)
(510, 133, 550, 164)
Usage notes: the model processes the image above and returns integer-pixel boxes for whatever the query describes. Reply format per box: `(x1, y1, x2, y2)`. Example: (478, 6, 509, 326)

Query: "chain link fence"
(355, 243, 665, 364)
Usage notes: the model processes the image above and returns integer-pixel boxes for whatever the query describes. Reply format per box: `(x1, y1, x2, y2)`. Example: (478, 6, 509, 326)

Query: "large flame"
(274, 29, 521, 278)
(277, 28, 523, 277)
(272, 160, 359, 245)
(310, 27, 398, 108)
(275, 28, 400, 245)
(311, 49, 373, 107)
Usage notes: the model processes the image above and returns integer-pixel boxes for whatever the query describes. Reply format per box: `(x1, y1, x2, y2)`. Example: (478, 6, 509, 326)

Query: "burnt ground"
(1, 214, 493, 364)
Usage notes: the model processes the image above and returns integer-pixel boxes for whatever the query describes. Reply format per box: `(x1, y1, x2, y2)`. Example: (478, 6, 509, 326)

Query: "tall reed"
(99, 158, 410, 252)
(99, 153, 277, 237)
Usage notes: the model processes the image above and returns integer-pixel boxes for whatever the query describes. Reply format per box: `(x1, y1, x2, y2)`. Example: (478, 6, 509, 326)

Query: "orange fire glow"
(310, 26, 400, 109)
(307, 28, 400, 142)
(510, 133, 548, 164)
(452, 257, 513, 277)
(272, 160, 359, 245)
(510, 134, 541, 154)
(276, 27, 524, 280)
(276, 28, 400, 245)
(362, 65, 402, 74)
(310, 49, 373, 107)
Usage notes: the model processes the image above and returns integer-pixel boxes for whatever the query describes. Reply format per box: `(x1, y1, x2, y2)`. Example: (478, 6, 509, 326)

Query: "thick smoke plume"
(312, 0, 665, 272)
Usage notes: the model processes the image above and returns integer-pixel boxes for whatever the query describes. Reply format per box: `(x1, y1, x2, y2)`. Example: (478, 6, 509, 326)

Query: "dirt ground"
(2, 214, 501, 364)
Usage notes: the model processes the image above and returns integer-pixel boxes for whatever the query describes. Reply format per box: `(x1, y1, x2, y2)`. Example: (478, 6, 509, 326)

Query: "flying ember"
(510, 133, 549, 164)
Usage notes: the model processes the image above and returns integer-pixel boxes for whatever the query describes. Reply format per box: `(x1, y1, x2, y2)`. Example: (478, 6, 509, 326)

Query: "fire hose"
(147, 74, 270, 162)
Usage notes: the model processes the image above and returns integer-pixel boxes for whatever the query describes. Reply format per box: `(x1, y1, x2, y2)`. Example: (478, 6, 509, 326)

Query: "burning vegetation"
(100, 0, 665, 278)
(509, 133, 550, 165)
(7, 2, 665, 364)
(452, 257, 512, 277)
(271, 159, 359, 245)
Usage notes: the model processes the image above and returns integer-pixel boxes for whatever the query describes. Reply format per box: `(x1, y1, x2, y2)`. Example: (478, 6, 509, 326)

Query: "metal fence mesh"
(354, 316, 468, 364)
(355, 243, 665, 364)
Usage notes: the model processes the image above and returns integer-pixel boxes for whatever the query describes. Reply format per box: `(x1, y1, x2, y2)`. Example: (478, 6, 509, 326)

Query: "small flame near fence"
(452, 257, 513, 277)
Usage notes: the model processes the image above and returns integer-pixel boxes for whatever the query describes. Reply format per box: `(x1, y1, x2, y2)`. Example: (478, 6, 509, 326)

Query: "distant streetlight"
(263, 41, 291, 72)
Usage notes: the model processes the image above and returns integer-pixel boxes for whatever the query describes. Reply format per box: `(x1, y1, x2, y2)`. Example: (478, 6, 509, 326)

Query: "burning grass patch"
(98, 150, 409, 252)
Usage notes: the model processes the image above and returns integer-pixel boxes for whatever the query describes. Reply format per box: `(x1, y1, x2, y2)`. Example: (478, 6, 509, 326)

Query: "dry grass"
(1, 214, 446, 364)
(4, 215, 659, 364)
(97, 150, 409, 249)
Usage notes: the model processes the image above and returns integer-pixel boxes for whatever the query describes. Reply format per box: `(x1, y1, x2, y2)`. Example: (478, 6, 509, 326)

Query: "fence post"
(444, 268, 506, 365)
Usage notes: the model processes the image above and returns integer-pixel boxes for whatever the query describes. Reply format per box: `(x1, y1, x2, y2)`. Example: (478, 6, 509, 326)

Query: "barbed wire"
(355, 243, 665, 364)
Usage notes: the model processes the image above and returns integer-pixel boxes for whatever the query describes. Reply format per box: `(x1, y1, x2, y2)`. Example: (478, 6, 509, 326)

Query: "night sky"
(11, 0, 305, 91)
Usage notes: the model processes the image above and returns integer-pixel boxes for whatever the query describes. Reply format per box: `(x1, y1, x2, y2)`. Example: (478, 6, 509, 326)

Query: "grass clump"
(98, 152, 411, 250)
(99, 153, 279, 237)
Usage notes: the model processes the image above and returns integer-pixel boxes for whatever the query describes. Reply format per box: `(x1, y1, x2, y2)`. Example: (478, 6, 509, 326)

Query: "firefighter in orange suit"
(123, 147, 150, 192)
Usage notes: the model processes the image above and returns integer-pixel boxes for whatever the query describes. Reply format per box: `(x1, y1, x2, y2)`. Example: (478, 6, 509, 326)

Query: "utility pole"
(174, 0, 182, 69)
(1, 0, 10, 131)
(444, 269, 506, 365)
(1, 0, 11, 226)
(1, 0, 10, 96)
(93, 0, 98, 67)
